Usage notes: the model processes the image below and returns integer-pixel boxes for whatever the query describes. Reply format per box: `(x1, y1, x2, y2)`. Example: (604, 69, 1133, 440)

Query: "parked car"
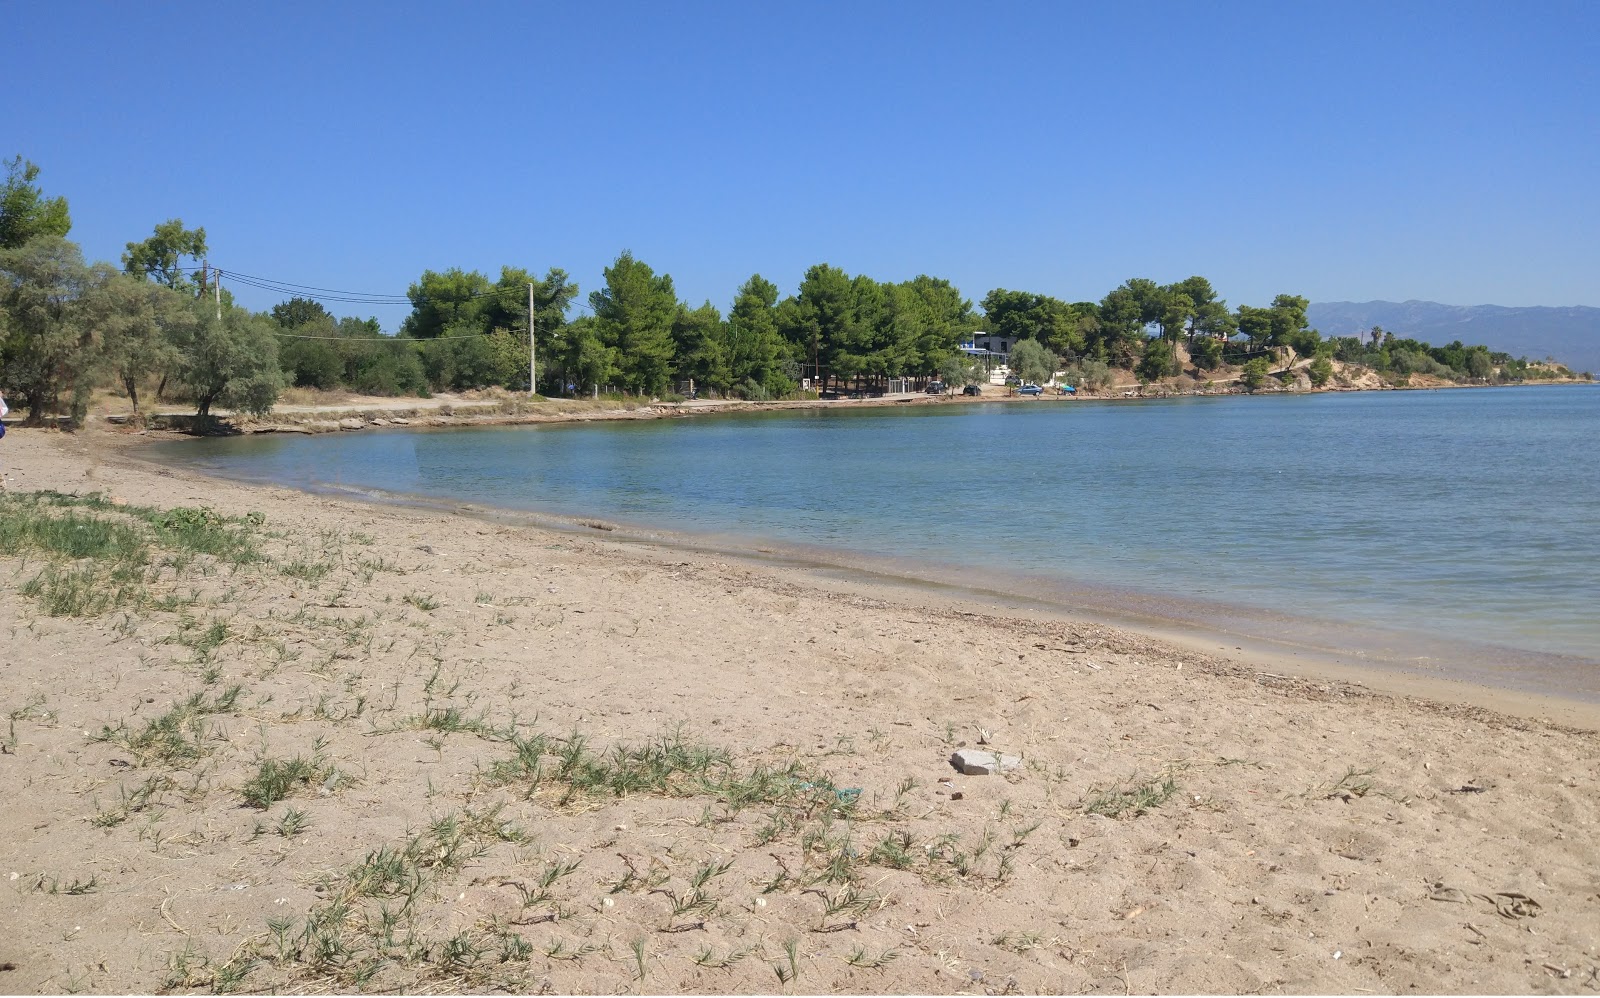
(819, 389, 840, 400)
(962, 384, 982, 396)
(1017, 383, 1043, 396)
(925, 381, 946, 395)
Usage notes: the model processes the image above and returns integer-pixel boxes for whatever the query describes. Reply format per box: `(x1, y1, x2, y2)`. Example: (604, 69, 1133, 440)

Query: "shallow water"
(152, 386, 1600, 695)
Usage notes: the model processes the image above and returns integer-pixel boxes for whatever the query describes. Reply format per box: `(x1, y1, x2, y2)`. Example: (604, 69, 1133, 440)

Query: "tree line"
(2, 156, 1578, 426)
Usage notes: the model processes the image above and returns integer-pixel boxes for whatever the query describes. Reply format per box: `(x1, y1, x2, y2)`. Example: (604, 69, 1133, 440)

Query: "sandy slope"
(1, 426, 1597, 995)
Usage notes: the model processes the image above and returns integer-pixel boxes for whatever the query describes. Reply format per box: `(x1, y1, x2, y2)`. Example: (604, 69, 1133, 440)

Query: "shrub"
(1308, 356, 1334, 387)
(1063, 360, 1113, 392)
(1241, 357, 1271, 391)
(1191, 336, 1224, 370)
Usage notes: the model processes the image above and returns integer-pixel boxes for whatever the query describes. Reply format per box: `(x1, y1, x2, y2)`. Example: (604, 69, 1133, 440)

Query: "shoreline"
(3, 426, 1599, 993)
(17, 422, 1600, 728)
(69, 373, 1594, 437)
(133, 394, 1600, 721)
(133, 456, 1600, 728)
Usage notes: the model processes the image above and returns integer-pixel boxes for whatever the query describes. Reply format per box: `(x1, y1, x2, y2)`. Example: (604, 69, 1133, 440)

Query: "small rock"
(390, 417, 411, 425)
(338, 417, 364, 430)
(951, 791, 964, 801)
(950, 749, 1021, 776)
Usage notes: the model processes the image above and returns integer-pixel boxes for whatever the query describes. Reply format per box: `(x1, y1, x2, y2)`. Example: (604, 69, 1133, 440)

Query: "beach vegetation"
(1312, 765, 1378, 801)
(92, 686, 242, 766)
(773, 938, 802, 985)
(239, 753, 339, 809)
(844, 944, 900, 969)
(91, 773, 173, 827)
(1082, 768, 1183, 818)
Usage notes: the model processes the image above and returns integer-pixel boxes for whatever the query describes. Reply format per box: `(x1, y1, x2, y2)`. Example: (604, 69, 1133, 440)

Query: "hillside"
(1308, 300, 1600, 375)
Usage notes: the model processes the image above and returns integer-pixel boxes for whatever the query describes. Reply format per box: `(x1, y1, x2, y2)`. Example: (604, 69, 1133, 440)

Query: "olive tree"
(92, 275, 191, 420)
(0, 236, 105, 424)
(1009, 337, 1057, 386)
(172, 303, 284, 420)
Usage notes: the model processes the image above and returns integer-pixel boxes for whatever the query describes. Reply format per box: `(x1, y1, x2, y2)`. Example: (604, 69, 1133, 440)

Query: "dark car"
(925, 381, 946, 395)
(962, 384, 982, 396)
(1017, 383, 1043, 396)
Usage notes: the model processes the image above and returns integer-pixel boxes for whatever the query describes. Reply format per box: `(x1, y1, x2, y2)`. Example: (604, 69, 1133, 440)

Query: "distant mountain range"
(1307, 301, 1600, 375)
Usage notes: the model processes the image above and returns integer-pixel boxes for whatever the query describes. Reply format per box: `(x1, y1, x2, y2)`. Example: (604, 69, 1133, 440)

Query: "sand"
(1, 424, 1597, 995)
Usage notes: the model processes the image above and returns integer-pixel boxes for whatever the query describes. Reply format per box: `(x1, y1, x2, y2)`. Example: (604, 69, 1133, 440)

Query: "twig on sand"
(160, 892, 187, 935)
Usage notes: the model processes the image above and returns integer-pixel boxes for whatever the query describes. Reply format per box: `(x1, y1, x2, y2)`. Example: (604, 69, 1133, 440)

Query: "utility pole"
(528, 282, 536, 398)
(215, 269, 222, 320)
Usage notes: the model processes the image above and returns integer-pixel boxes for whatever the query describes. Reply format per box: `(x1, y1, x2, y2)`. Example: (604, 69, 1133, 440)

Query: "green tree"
(93, 275, 191, 419)
(671, 301, 729, 394)
(1136, 336, 1176, 383)
(554, 315, 616, 394)
(1009, 337, 1057, 386)
(171, 302, 284, 419)
(980, 288, 1086, 361)
(1235, 305, 1272, 350)
(780, 264, 854, 387)
(401, 267, 492, 339)
(1191, 335, 1224, 370)
(897, 274, 973, 373)
(1240, 356, 1271, 391)
(1308, 355, 1334, 388)
(726, 274, 785, 393)
(1267, 293, 1319, 356)
(590, 251, 679, 395)
(0, 156, 72, 249)
(0, 237, 106, 424)
(123, 219, 208, 292)
(271, 297, 333, 329)
(482, 329, 534, 390)
(1157, 290, 1194, 370)
(1098, 279, 1162, 367)
(938, 351, 982, 389)
(477, 265, 579, 392)
(1465, 345, 1493, 380)
(1063, 359, 1114, 392)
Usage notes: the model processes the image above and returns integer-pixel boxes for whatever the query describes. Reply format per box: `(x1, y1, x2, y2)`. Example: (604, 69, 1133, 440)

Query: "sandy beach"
(1, 423, 1597, 994)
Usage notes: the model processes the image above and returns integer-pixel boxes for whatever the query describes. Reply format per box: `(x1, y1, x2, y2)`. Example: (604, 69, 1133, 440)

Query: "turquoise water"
(152, 386, 1600, 694)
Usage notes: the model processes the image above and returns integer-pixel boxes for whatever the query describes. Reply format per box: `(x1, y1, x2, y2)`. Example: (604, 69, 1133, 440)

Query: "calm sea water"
(151, 387, 1600, 695)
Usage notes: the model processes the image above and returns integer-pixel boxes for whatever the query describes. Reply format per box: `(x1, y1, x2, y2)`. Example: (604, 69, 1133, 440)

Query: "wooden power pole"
(528, 283, 536, 397)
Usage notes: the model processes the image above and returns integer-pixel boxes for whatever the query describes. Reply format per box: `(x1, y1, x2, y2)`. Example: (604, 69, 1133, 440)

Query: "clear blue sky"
(6, 1, 1597, 330)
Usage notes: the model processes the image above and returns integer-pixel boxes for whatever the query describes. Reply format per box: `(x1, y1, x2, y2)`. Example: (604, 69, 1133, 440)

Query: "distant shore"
(74, 370, 1593, 438)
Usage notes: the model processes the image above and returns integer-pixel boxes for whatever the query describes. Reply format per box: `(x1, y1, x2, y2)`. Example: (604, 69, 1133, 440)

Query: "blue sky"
(6, 1, 1597, 330)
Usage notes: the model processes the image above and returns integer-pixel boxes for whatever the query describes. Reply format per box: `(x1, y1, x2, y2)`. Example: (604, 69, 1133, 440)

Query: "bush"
(280, 339, 343, 389)
(351, 348, 428, 397)
(1136, 339, 1175, 383)
(762, 372, 798, 399)
(1241, 357, 1271, 391)
(1063, 360, 1114, 392)
(1308, 356, 1334, 388)
(1191, 336, 1224, 371)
